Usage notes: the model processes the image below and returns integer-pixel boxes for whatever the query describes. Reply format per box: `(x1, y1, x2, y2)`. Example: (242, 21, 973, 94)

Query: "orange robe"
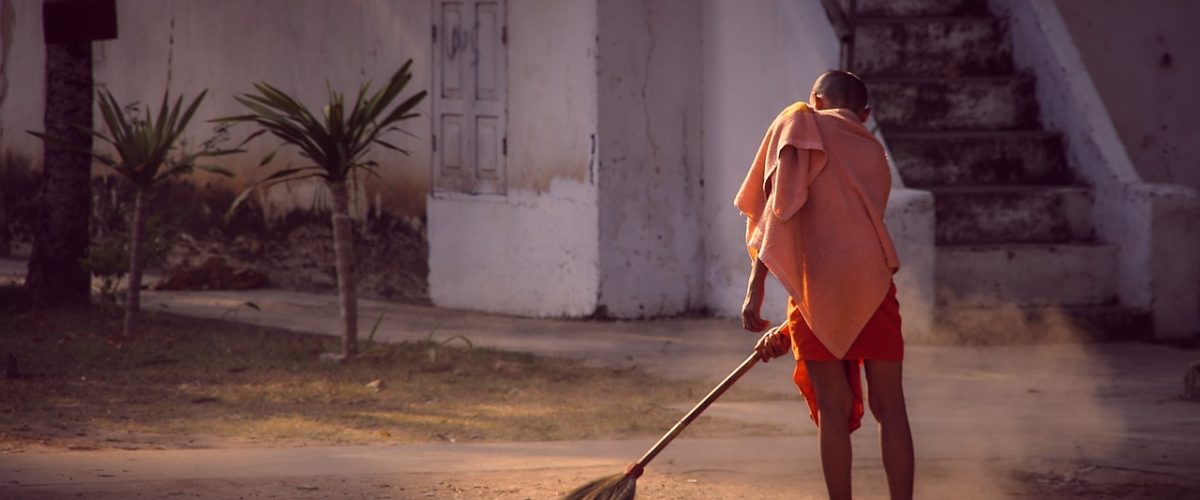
(734, 102, 902, 431)
(783, 282, 903, 431)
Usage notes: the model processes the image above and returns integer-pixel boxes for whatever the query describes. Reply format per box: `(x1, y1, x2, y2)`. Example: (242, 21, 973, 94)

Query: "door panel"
(433, 0, 506, 195)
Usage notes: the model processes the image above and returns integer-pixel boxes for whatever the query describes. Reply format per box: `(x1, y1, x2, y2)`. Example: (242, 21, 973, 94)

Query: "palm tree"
(220, 61, 427, 361)
(26, 30, 92, 307)
(32, 89, 238, 336)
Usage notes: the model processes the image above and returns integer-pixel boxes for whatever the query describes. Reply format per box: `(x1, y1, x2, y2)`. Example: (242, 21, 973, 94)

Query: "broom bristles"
(561, 472, 637, 500)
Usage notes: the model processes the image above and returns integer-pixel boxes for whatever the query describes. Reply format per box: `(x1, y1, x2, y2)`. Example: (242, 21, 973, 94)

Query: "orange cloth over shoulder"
(733, 102, 899, 359)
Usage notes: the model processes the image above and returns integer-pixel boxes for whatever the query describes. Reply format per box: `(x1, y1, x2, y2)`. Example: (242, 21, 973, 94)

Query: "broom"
(562, 351, 763, 500)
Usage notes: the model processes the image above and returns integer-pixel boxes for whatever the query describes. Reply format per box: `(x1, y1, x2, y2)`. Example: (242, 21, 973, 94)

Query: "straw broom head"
(561, 471, 637, 500)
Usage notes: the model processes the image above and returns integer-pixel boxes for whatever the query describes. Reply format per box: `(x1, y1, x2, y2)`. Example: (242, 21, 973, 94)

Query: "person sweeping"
(562, 70, 912, 500)
(737, 70, 915, 500)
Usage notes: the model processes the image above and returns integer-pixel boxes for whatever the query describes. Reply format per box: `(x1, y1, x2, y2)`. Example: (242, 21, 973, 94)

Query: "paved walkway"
(2, 257, 1199, 498)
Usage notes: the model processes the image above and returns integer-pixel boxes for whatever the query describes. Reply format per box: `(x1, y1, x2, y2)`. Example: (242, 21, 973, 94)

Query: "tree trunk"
(123, 187, 147, 337)
(26, 33, 92, 307)
(329, 180, 358, 359)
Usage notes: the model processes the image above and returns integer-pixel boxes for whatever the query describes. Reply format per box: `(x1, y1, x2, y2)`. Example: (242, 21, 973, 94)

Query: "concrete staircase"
(851, 0, 1150, 341)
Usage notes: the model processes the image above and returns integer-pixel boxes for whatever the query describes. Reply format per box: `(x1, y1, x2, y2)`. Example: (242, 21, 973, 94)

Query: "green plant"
(218, 61, 427, 360)
(80, 237, 129, 307)
(420, 324, 472, 365)
(30, 89, 243, 336)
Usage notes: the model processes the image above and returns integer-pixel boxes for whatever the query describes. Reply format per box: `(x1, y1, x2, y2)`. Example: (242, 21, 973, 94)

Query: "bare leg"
(865, 360, 914, 500)
(805, 360, 855, 500)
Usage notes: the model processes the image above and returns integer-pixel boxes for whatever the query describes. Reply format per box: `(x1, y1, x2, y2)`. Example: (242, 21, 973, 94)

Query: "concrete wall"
(505, 0, 596, 193)
(427, 0, 600, 317)
(995, 0, 1200, 339)
(700, 0, 935, 337)
(0, 0, 44, 168)
(0, 0, 432, 218)
(595, 0, 704, 318)
(1055, 0, 1200, 191)
(4, 0, 942, 325)
(701, 0, 838, 321)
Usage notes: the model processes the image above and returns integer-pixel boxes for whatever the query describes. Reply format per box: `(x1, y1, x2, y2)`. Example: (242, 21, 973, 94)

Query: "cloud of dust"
(903, 288, 1131, 498)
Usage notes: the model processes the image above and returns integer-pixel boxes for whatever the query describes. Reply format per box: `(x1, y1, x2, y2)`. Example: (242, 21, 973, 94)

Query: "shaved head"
(811, 70, 869, 113)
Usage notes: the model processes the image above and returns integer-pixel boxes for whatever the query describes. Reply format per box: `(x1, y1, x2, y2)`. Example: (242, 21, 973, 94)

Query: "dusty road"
(2, 258, 1199, 498)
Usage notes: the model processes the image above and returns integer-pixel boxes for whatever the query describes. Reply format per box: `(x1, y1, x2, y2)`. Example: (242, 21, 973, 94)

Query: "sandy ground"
(4, 441, 1198, 499)
(2, 257, 1200, 498)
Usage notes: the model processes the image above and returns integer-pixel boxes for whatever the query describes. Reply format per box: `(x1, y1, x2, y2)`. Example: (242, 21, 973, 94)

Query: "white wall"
(699, 0, 935, 338)
(3, 0, 943, 326)
(1055, 0, 1200, 191)
(0, 0, 432, 217)
(427, 0, 601, 317)
(594, 0, 704, 318)
(0, 0, 46, 168)
(994, 0, 1200, 339)
(701, 0, 839, 321)
(427, 179, 599, 317)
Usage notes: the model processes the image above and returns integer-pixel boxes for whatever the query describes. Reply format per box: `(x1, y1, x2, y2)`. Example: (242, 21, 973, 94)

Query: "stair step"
(931, 186, 1093, 244)
(936, 243, 1118, 307)
(934, 305, 1151, 343)
(856, 0, 988, 18)
(854, 18, 1013, 77)
(887, 131, 1070, 187)
(869, 76, 1039, 131)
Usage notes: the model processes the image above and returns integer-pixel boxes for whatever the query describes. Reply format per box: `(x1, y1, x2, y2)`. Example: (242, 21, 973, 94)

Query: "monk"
(735, 70, 914, 500)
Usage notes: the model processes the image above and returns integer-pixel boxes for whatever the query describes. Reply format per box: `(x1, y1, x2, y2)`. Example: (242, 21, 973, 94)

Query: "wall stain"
(1, 163, 429, 303)
(165, 5, 176, 93)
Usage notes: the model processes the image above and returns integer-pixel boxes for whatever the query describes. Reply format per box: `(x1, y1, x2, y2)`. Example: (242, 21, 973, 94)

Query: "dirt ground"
(0, 300, 782, 453)
(2, 257, 1199, 499)
(8, 458, 1199, 499)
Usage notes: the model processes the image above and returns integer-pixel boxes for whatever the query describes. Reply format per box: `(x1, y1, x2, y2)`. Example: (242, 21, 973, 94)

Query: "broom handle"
(635, 351, 761, 469)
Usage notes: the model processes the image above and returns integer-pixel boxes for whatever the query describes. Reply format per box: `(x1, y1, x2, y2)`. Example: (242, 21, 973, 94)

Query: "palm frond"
(215, 60, 426, 225)
(219, 60, 426, 187)
(32, 88, 238, 189)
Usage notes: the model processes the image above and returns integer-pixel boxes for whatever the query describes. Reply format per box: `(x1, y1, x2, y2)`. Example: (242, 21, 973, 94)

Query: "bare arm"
(741, 257, 771, 332)
(742, 257, 790, 360)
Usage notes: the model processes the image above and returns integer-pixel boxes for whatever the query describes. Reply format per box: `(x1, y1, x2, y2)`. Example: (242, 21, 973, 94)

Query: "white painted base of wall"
(427, 178, 599, 318)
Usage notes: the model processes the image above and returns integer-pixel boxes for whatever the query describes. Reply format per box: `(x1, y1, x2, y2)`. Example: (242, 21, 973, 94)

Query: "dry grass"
(0, 293, 783, 452)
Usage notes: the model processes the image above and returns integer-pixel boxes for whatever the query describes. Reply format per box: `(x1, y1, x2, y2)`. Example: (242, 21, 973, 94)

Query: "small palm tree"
(31, 89, 239, 336)
(220, 61, 427, 360)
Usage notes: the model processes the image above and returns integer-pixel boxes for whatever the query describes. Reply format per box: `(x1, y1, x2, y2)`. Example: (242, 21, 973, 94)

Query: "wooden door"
(432, 0, 506, 196)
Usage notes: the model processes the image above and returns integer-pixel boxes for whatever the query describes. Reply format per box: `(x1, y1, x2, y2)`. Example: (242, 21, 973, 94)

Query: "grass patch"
(0, 298, 783, 451)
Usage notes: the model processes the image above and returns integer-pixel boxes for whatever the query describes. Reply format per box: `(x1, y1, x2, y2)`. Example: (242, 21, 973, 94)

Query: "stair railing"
(819, 0, 856, 71)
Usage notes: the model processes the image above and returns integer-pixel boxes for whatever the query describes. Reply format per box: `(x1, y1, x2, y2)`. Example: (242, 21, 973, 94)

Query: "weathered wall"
(427, 0, 600, 317)
(1055, 0, 1200, 190)
(0, 0, 432, 218)
(996, 0, 1200, 339)
(701, 0, 840, 321)
(594, 0, 704, 318)
(0, 0, 434, 301)
(506, 0, 596, 192)
(699, 0, 936, 337)
(0, 0, 42, 169)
